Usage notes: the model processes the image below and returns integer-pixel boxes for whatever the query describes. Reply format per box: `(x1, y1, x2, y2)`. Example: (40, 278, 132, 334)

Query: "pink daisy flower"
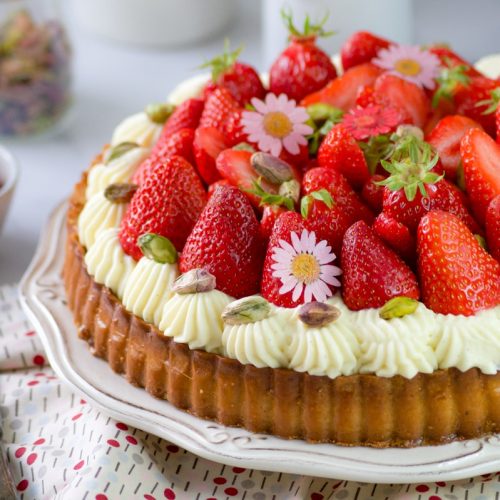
(271, 229, 342, 304)
(373, 45, 440, 89)
(241, 93, 313, 157)
(342, 104, 402, 141)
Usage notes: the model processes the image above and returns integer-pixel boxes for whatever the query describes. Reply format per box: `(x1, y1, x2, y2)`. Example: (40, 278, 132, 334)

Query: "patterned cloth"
(0, 283, 499, 500)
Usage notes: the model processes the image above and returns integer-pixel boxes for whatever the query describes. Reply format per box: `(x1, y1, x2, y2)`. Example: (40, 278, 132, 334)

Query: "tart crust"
(63, 170, 500, 447)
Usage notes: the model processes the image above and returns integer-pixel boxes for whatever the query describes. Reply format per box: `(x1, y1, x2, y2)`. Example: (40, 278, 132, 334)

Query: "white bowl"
(0, 145, 18, 234)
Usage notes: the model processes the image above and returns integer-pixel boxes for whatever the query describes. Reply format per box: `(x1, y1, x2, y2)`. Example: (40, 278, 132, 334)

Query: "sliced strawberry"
(179, 185, 264, 298)
(460, 128, 500, 225)
(373, 212, 416, 264)
(301, 63, 383, 112)
(317, 123, 370, 189)
(486, 195, 500, 261)
(342, 220, 420, 310)
(302, 167, 374, 224)
(426, 115, 482, 181)
(119, 155, 207, 259)
(199, 87, 240, 132)
(340, 31, 391, 71)
(361, 174, 386, 213)
(159, 98, 204, 140)
(193, 126, 228, 185)
(417, 210, 500, 315)
(373, 74, 430, 128)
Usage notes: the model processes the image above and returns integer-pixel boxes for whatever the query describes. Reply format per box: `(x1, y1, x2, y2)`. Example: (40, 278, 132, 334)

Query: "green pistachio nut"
(278, 179, 300, 204)
(379, 296, 419, 320)
(137, 233, 178, 264)
(250, 152, 294, 184)
(222, 296, 271, 325)
(104, 183, 138, 203)
(106, 142, 139, 164)
(145, 102, 175, 124)
(172, 268, 216, 294)
(298, 301, 341, 327)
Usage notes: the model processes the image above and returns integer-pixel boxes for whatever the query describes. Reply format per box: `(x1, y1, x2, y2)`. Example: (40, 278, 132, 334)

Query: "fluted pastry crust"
(63, 169, 500, 447)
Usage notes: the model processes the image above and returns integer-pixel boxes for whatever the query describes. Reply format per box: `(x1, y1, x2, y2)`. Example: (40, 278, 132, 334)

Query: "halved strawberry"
(373, 74, 430, 128)
(301, 63, 383, 112)
(460, 128, 500, 225)
(159, 98, 204, 140)
(486, 195, 500, 261)
(317, 123, 370, 188)
(373, 212, 416, 264)
(302, 167, 374, 224)
(341, 220, 420, 310)
(417, 210, 500, 315)
(193, 126, 228, 185)
(199, 87, 240, 132)
(340, 31, 391, 71)
(426, 115, 482, 181)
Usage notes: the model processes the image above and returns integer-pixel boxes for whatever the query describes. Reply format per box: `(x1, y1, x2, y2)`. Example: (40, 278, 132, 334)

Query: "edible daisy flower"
(373, 44, 440, 89)
(342, 104, 402, 141)
(271, 229, 342, 304)
(241, 93, 313, 157)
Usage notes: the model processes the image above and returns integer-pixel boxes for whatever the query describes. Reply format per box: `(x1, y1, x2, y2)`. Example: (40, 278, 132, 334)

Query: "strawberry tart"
(64, 15, 500, 447)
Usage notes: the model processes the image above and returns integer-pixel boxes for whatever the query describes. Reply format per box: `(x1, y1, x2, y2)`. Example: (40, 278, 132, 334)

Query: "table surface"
(0, 0, 261, 285)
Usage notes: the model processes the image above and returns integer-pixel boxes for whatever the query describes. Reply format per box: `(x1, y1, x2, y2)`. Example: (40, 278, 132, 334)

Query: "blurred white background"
(0, 0, 498, 284)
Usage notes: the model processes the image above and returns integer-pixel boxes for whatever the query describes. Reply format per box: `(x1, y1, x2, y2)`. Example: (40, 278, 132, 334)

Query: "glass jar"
(0, 0, 71, 137)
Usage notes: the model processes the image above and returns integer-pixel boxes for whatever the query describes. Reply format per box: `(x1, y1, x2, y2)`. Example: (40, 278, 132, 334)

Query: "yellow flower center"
(263, 111, 293, 138)
(394, 58, 422, 76)
(291, 253, 320, 285)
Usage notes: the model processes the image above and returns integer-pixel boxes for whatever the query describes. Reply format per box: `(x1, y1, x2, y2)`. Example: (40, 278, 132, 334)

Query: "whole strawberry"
(202, 41, 265, 106)
(119, 156, 207, 260)
(417, 210, 500, 315)
(159, 98, 204, 140)
(179, 185, 264, 298)
(199, 86, 240, 133)
(340, 31, 391, 72)
(486, 195, 500, 262)
(341, 220, 420, 310)
(269, 11, 337, 102)
(373, 212, 416, 264)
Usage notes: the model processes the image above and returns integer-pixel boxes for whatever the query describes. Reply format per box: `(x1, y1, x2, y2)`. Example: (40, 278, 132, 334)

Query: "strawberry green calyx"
(306, 103, 343, 154)
(249, 178, 295, 210)
(358, 134, 394, 175)
(104, 183, 138, 203)
(138, 233, 178, 264)
(377, 136, 443, 202)
(281, 8, 335, 41)
(106, 142, 139, 164)
(379, 296, 419, 320)
(145, 103, 175, 124)
(474, 234, 487, 250)
(200, 39, 243, 82)
(432, 62, 470, 108)
(233, 142, 256, 152)
(300, 189, 334, 218)
(476, 87, 500, 115)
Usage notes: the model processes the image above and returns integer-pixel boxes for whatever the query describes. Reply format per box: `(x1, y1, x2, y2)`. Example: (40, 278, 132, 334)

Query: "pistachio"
(395, 125, 424, 141)
(222, 296, 271, 325)
(379, 296, 419, 320)
(172, 268, 216, 294)
(106, 142, 139, 164)
(278, 179, 300, 204)
(104, 183, 138, 203)
(145, 102, 175, 124)
(298, 301, 341, 327)
(251, 152, 294, 184)
(137, 233, 178, 264)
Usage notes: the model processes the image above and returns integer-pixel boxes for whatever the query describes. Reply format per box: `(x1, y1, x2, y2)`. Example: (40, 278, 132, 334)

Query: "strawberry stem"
(200, 38, 243, 82)
(476, 87, 500, 115)
(300, 189, 334, 218)
(281, 8, 335, 40)
(432, 62, 470, 108)
(247, 177, 295, 210)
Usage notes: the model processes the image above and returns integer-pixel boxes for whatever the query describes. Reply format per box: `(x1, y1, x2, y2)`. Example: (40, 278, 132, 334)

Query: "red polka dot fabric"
(1, 284, 499, 499)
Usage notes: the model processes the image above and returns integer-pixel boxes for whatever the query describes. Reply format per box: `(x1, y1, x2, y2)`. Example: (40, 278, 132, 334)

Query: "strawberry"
(260, 204, 287, 241)
(224, 109, 248, 146)
(355, 85, 377, 108)
(340, 31, 391, 71)
(302, 167, 374, 224)
(417, 210, 500, 315)
(193, 126, 228, 185)
(208, 179, 230, 199)
(202, 42, 265, 106)
(373, 74, 430, 128)
(341, 220, 420, 310)
(119, 155, 207, 260)
(159, 98, 204, 140)
(269, 11, 337, 102)
(317, 123, 370, 188)
(426, 115, 482, 181)
(380, 136, 479, 233)
(361, 174, 386, 213)
(179, 185, 264, 298)
(373, 212, 416, 264)
(454, 76, 500, 136)
(199, 87, 240, 132)
(460, 128, 500, 225)
(301, 63, 382, 111)
(486, 195, 500, 261)
(428, 46, 482, 78)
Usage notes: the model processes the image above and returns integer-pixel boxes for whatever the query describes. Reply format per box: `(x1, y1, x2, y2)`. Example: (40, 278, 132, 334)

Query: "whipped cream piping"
(111, 112, 163, 148)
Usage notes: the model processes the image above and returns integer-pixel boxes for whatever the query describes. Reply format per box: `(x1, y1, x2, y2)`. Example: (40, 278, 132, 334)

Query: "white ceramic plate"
(19, 201, 500, 484)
